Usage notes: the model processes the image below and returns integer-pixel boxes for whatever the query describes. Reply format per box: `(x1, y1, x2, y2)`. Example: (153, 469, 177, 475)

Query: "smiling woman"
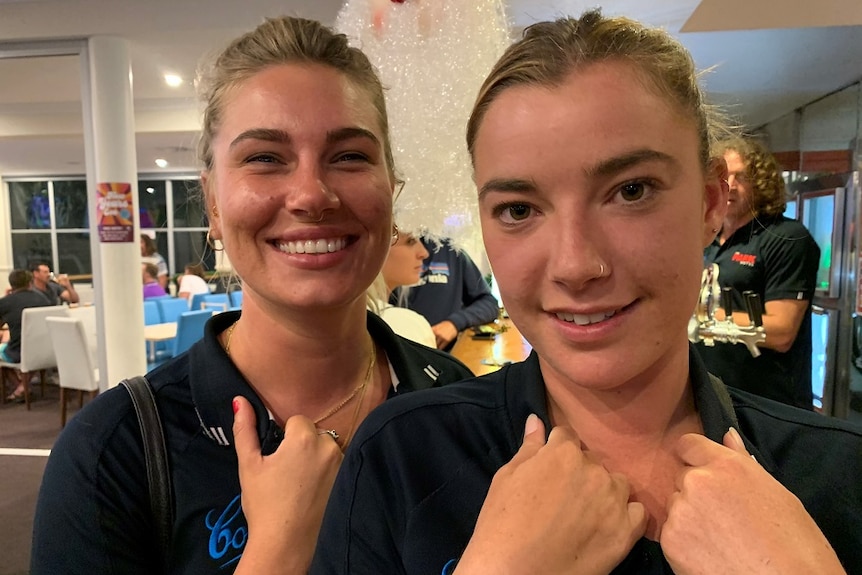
(30, 16, 472, 575)
(312, 10, 862, 575)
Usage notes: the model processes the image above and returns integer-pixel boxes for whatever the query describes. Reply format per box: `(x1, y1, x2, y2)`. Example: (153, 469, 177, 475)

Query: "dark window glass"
(139, 180, 168, 228)
(172, 179, 206, 228)
(174, 231, 214, 275)
(11, 232, 52, 269)
(9, 181, 50, 229)
(56, 231, 92, 275)
(53, 180, 89, 229)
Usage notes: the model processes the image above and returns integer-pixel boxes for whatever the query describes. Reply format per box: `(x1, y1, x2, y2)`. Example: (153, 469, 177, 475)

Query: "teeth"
(278, 238, 346, 255)
(556, 310, 616, 325)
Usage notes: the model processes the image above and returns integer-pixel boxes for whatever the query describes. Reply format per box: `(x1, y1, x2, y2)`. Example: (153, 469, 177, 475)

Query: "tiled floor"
(0, 381, 89, 575)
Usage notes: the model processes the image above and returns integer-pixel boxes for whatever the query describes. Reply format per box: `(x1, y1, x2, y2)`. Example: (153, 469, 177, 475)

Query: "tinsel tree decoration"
(335, 0, 511, 256)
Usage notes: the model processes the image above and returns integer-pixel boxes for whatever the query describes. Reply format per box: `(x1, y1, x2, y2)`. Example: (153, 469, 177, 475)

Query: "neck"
(720, 213, 754, 243)
(33, 279, 47, 290)
(224, 295, 380, 426)
(542, 345, 697, 450)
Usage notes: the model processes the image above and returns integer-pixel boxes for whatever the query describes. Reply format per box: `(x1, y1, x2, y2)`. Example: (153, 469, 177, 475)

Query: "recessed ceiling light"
(164, 73, 183, 87)
(155, 158, 169, 168)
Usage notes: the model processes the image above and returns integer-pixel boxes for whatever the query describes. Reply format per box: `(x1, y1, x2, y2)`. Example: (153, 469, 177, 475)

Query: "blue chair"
(143, 300, 162, 325)
(171, 310, 212, 356)
(201, 293, 230, 313)
(143, 300, 168, 358)
(156, 297, 189, 324)
(189, 293, 208, 311)
(229, 290, 243, 309)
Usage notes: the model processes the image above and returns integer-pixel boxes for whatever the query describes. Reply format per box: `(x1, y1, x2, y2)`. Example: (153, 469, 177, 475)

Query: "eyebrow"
(478, 177, 537, 199)
(478, 148, 680, 199)
(228, 126, 380, 151)
(585, 148, 678, 178)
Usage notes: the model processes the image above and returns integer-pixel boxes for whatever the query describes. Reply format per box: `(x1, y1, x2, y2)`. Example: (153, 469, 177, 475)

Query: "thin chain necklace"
(224, 320, 239, 357)
(222, 319, 376, 445)
(314, 342, 376, 426)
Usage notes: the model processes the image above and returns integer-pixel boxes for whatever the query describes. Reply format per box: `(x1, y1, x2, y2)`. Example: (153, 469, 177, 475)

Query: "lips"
(275, 237, 348, 254)
(555, 309, 617, 326)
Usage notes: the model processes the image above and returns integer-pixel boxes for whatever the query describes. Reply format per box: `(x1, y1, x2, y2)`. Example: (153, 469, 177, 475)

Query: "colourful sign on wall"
(96, 182, 135, 242)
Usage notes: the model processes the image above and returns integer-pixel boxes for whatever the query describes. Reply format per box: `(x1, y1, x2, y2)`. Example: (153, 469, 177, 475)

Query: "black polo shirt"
(31, 310, 472, 574)
(311, 348, 862, 574)
(697, 215, 820, 409)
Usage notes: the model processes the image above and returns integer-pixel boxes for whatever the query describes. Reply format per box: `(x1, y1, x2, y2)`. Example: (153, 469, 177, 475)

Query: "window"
(5, 175, 211, 278)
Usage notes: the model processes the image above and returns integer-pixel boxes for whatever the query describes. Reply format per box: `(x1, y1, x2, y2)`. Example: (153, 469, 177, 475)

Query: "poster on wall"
(96, 182, 135, 242)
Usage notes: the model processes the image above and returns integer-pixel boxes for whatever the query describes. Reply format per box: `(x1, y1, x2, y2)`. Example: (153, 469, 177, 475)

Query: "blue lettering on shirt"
(205, 494, 247, 569)
(442, 558, 459, 574)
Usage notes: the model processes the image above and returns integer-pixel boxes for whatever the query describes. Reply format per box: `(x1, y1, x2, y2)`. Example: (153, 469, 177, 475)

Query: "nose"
(727, 174, 738, 190)
(546, 214, 607, 290)
(285, 162, 341, 222)
(417, 244, 429, 260)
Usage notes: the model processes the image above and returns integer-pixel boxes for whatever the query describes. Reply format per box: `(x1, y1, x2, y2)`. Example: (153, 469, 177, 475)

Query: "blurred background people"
(142, 263, 167, 299)
(177, 262, 210, 302)
(396, 236, 498, 350)
(140, 233, 169, 289)
(697, 136, 820, 410)
(0, 269, 51, 400)
(375, 229, 435, 348)
(29, 262, 79, 305)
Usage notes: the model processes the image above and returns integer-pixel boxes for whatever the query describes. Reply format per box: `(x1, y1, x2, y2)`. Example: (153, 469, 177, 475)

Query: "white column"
(0, 174, 11, 292)
(83, 36, 146, 388)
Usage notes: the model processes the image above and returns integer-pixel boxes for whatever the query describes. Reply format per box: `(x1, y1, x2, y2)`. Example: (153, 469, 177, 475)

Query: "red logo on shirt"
(731, 252, 756, 267)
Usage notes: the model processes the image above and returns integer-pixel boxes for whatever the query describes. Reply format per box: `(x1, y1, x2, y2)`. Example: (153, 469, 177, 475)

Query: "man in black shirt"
(697, 138, 820, 409)
(0, 269, 51, 400)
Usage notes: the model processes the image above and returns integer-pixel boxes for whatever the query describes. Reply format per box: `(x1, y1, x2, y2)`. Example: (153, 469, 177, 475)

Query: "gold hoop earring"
(206, 230, 224, 252)
(391, 224, 400, 246)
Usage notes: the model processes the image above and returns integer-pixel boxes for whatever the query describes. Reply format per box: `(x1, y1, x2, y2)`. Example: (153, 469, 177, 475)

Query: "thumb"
(505, 414, 547, 469)
(722, 427, 749, 456)
(232, 396, 261, 466)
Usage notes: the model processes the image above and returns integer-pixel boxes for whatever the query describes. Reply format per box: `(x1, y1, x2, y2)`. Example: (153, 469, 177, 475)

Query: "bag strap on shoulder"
(120, 375, 173, 565)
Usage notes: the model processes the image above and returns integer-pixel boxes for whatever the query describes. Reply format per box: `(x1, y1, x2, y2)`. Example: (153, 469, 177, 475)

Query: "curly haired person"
(697, 136, 820, 409)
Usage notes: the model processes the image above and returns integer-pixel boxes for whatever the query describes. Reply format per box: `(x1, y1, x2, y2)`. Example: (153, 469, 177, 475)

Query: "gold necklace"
(224, 320, 239, 357)
(314, 342, 376, 426)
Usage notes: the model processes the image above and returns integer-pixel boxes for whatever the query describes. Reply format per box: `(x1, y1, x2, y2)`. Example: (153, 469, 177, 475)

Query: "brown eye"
(507, 204, 531, 220)
(620, 182, 645, 202)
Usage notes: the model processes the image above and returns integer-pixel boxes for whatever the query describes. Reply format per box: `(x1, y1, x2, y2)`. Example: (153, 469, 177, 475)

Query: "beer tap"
(689, 264, 766, 357)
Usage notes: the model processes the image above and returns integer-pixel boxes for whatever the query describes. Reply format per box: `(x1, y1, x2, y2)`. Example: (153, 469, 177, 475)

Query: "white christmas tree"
(335, 0, 511, 258)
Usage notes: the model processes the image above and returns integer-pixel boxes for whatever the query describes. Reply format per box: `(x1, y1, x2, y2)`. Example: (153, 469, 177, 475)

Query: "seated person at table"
(30, 262, 79, 305)
(312, 11, 862, 575)
(140, 233, 169, 289)
(374, 228, 435, 348)
(177, 263, 210, 303)
(0, 269, 51, 400)
(396, 236, 498, 350)
(142, 263, 168, 299)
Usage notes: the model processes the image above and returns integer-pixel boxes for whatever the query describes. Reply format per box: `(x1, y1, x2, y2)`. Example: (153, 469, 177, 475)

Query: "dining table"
(449, 318, 532, 377)
(143, 322, 177, 363)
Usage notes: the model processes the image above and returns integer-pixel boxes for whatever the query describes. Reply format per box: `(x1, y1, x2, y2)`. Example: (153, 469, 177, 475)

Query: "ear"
(201, 171, 222, 240)
(702, 157, 728, 247)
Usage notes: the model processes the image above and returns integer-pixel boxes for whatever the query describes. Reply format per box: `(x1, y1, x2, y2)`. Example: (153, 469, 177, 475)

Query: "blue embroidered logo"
(206, 494, 247, 569)
(442, 559, 459, 574)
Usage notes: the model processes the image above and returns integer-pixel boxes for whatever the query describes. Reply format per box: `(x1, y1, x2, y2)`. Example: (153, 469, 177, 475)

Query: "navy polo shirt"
(31, 310, 472, 574)
(697, 215, 820, 409)
(311, 347, 862, 574)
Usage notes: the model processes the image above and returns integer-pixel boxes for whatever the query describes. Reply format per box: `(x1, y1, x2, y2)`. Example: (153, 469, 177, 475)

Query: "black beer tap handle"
(743, 291, 764, 327)
(721, 287, 734, 319)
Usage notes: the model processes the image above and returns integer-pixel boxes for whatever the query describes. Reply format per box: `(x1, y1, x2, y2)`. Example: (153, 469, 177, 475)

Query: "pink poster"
(96, 182, 135, 243)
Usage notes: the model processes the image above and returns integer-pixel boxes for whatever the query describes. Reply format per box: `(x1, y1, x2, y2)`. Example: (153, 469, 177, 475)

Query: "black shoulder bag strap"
(120, 375, 173, 568)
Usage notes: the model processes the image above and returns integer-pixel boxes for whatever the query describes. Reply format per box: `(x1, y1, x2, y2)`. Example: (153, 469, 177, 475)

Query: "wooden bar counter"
(449, 319, 532, 376)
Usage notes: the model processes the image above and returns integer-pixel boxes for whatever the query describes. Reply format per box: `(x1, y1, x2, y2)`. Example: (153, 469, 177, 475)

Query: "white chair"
(0, 306, 69, 410)
(45, 316, 100, 427)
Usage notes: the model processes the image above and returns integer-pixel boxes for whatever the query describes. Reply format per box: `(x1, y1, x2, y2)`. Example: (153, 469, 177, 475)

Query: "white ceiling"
(0, 0, 861, 177)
